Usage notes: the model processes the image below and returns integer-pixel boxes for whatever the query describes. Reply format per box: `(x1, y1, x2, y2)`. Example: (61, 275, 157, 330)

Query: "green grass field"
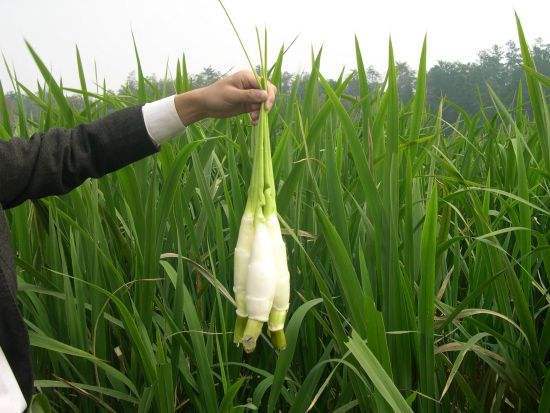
(1, 15, 549, 413)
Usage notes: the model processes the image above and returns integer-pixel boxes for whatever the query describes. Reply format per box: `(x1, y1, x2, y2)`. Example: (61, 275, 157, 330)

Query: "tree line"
(3, 39, 549, 125)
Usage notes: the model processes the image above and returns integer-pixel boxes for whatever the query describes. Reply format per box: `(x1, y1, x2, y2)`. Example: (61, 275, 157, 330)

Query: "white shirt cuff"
(142, 95, 185, 145)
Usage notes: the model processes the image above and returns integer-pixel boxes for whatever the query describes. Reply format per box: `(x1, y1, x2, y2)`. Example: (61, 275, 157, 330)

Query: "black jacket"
(0, 106, 158, 404)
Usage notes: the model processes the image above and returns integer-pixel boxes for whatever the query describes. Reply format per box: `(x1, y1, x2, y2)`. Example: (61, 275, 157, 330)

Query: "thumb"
(234, 88, 268, 104)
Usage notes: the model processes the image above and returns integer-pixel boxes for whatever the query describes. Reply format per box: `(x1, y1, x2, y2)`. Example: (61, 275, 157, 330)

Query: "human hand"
(174, 70, 277, 126)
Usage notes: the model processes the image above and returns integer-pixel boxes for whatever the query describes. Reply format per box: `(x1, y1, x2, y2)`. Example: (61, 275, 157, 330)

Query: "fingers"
(234, 80, 276, 109)
(265, 83, 277, 111)
(230, 70, 278, 114)
(234, 88, 268, 105)
(250, 111, 260, 125)
(235, 70, 260, 90)
(248, 103, 261, 125)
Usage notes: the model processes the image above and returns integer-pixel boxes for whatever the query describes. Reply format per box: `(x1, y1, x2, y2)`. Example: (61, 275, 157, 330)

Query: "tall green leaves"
(355, 36, 371, 144)
(131, 32, 147, 104)
(175, 53, 190, 93)
(75, 46, 91, 121)
(346, 331, 412, 413)
(25, 41, 75, 127)
(5, 18, 549, 412)
(515, 14, 550, 173)
(418, 184, 438, 412)
(0, 80, 12, 137)
(316, 207, 366, 336)
(409, 35, 427, 142)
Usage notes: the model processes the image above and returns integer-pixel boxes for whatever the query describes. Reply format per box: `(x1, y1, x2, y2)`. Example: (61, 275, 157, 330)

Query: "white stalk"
(245, 218, 277, 322)
(233, 211, 254, 317)
(266, 214, 290, 332)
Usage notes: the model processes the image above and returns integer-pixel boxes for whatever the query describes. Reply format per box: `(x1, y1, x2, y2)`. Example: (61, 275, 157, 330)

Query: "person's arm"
(0, 70, 276, 209)
(0, 106, 156, 209)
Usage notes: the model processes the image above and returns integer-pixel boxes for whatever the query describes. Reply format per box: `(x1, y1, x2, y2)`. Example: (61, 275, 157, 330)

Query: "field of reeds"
(1, 15, 549, 413)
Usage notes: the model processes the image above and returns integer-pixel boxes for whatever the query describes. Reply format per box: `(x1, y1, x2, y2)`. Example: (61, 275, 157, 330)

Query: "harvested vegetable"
(228, 27, 291, 352)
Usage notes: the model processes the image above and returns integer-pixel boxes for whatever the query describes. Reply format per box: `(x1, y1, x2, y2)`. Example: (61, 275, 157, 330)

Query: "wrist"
(174, 89, 207, 126)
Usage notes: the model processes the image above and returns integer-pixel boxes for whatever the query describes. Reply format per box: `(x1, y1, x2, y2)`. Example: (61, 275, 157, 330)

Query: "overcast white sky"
(0, 0, 548, 91)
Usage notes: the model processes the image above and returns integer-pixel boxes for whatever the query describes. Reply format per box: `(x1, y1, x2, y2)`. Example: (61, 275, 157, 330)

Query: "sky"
(0, 0, 548, 91)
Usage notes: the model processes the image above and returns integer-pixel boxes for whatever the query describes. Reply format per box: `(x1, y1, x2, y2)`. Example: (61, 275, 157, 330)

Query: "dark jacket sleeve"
(0, 106, 159, 209)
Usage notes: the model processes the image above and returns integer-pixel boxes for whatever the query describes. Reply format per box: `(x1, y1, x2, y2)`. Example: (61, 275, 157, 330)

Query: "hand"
(174, 70, 277, 126)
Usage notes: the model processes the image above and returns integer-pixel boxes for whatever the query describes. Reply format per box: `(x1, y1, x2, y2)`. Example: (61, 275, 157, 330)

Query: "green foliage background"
(1, 17, 549, 413)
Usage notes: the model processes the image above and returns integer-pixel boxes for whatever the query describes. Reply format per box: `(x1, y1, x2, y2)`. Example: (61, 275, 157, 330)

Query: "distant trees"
(116, 66, 223, 97)
(343, 39, 550, 121)
(426, 39, 549, 119)
(290, 39, 549, 121)
(191, 66, 222, 88)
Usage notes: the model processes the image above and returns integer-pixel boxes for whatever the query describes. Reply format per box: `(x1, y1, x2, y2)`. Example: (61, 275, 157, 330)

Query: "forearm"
(175, 89, 208, 126)
(0, 106, 158, 209)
